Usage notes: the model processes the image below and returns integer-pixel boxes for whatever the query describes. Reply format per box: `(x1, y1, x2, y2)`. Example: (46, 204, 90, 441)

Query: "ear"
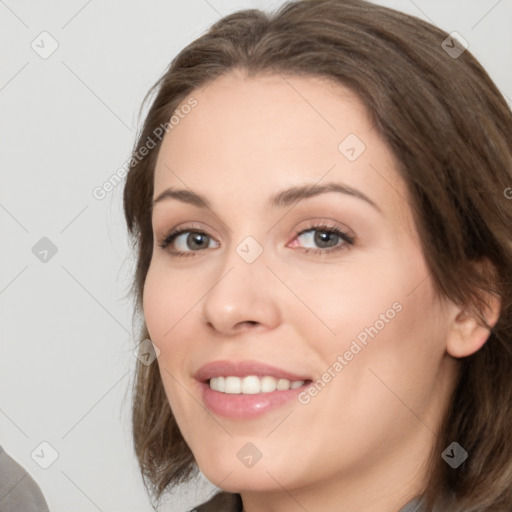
(446, 291, 501, 358)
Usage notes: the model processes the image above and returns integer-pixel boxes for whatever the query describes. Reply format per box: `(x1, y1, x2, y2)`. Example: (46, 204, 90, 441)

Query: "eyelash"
(157, 222, 355, 259)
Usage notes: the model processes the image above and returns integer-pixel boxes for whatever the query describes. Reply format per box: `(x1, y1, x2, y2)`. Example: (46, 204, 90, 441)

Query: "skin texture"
(143, 70, 496, 512)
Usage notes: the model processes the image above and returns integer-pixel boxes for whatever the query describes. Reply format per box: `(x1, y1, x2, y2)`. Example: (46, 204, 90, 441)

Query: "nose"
(201, 245, 281, 336)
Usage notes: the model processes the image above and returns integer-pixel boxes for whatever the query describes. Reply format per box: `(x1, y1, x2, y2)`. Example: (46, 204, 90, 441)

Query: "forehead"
(153, 71, 410, 223)
(156, 71, 373, 171)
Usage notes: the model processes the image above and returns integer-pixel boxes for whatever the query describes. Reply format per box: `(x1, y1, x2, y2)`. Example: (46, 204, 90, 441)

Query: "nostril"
(236, 320, 259, 329)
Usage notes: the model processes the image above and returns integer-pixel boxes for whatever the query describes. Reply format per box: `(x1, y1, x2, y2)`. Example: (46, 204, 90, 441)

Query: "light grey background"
(1, 1, 511, 511)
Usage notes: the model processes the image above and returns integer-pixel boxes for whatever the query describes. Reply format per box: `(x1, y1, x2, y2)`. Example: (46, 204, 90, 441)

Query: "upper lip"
(194, 360, 312, 382)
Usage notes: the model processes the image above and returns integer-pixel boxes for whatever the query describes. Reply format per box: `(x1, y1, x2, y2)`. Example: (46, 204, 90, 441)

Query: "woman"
(123, 0, 512, 510)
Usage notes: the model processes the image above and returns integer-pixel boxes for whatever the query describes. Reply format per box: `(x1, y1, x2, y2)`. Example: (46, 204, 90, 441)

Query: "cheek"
(142, 261, 192, 343)
(313, 240, 446, 385)
(142, 265, 199, 422)
(327, 257, 449, 424)
(301, 254, 418, 346)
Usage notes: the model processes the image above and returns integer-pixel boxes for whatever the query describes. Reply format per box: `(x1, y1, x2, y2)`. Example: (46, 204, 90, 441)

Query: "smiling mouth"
(208, 375, 312, 394)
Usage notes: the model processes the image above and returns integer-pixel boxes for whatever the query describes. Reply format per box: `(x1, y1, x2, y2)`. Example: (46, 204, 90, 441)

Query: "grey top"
(192, 491, 433, 512)
(0, 445, 50, 512)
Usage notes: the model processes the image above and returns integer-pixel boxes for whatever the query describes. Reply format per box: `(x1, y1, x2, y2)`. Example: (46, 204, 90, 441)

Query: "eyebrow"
(152, 182, 381, 212)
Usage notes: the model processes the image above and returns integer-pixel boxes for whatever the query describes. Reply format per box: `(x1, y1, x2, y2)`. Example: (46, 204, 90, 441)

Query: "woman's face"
(143, 71, 459, 499)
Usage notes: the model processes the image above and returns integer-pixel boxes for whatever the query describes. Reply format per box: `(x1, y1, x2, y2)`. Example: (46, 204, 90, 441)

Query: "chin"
(198, 457, 291, 493)
(207, 472, 282, 493)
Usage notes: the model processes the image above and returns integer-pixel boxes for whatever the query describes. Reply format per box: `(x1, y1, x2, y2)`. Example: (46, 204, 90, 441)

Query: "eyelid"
(157, 222, 219, 250)
(157, 221, 218, 242)
(292, 217, 355, 240)
(287, 221, 355, 254)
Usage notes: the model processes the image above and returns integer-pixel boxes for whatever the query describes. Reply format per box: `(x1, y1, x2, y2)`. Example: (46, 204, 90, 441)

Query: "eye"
(290, 223, 355, 255)
(157, 222, 355, 258)
(157, 227, 219, 258)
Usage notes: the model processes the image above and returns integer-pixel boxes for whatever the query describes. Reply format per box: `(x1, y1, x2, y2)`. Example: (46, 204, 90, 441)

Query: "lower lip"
(199, 381, 310, 420)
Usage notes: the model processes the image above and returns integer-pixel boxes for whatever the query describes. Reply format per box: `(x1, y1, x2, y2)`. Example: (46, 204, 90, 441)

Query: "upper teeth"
(209, 376, 305, 394)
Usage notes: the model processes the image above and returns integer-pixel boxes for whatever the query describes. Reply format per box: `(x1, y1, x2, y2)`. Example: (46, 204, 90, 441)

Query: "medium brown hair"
(123, 0, 512, 510)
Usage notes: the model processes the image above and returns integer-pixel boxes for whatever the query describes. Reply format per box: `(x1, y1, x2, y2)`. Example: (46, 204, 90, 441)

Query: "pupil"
(189, 233, 207, 250)
(315, 231, 338, 248)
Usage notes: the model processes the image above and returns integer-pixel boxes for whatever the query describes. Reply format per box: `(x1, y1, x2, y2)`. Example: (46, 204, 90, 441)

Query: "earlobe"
(446, 293, 502, 359)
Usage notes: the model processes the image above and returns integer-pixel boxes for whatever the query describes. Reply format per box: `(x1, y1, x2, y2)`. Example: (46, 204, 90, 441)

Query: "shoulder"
(191, 491, 243, 512)
(0, 445, 50, 512)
